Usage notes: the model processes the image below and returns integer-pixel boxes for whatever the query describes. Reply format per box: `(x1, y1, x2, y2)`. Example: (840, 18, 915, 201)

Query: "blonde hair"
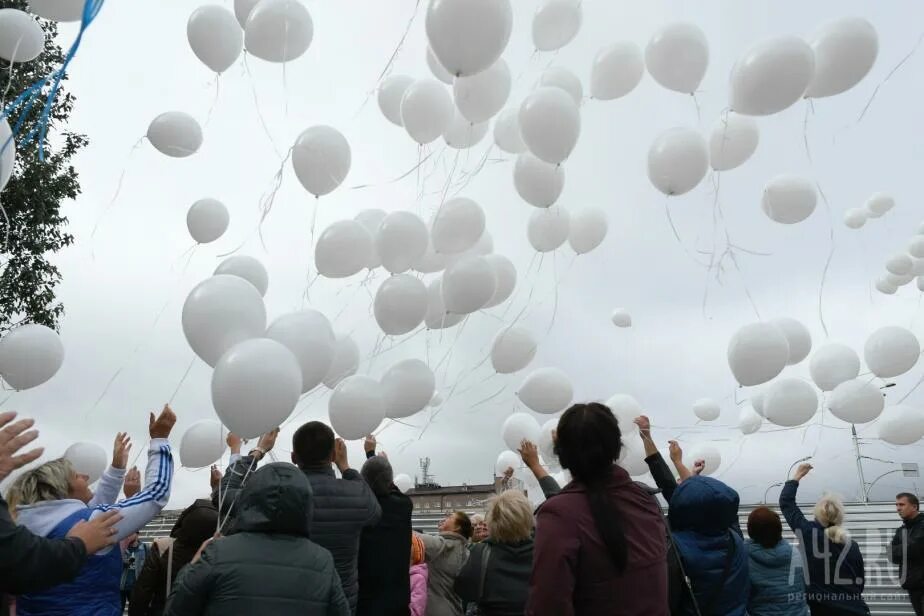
(486, 490, 534, 544)
(6, 458, 74, 514)
(813, 493, 850, 544)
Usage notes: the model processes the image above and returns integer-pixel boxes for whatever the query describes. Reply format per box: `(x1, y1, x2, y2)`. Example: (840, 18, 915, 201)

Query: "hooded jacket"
(779, 480, 868, 614)
(165, 462, 349, 616)
(527, 464, 668, 616)
(890, 512, 924, 591)
(455, 537, 534, 616)
(669, 476, 749, 616)
(746, 539, 808, 616)
(409, 564, 428, 616)
(419, 531, 471, 616)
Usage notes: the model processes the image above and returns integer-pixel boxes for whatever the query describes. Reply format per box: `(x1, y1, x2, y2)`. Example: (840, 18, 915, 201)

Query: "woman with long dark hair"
(526, 402, 668, 615)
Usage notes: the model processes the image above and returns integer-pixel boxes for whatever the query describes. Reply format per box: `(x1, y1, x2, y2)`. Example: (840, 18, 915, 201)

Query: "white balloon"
(865, 193, 894, 218)
(378, 75, 414, 127)
(426, 0, 512, 77)
(429, 392, 444, 408)
(381, 359, 435, 419)
(233, 0, 260, 27)
(468, 231, 494, 256)
(514, 152, 564, 208)
(751, 390, 765, 417)
(187, 5, 243, 73)
(876, 277, 898, 296)
(483, 254, 516, 308)
(709, 112, 759, 172)
(442, 256, 497, 314)
(28, 0, 83, 22)
(611, 309, 632, 328)
(528, 206, 570, 253)
(730, 36, 815, 116)
(916, 259, 924, 276)
(645, 22, 709, 94)
(886, 271, 914, 287)
(494, 108, 526, 154)
(519, 87, 580, 164)
(328, 375, 385, 440)
(0, 119, 15, 193)
(316, 220, 373, 279)
(454, 58, 511, 123)
(763, 378, 818, 428)
(179, 420, 227, 468)
(0, 324, 64, 390)
(442, 112, 489, 149)
(292, 126, 351, 197)
(502, 412, 541, 452)
(426, 46, 454, 85)
(400, 79, 454, 144)
(323, 334, 360, 389)
(538, 417, 559, 466)
(394, 473, 414, 493)
(64, 443, 107, 484)
(909, 237, 924, 259)
(491, 327, 537, 374)
(886, 254, 913, 276)
(761, 176, 817, 224)
(373, 274, 428, 336)
(182, 275, 266, 367)
(617, 434, 650, 477)
(532, 0, 581, 51)
(843, 208, 867, 229)
(727, 322, 790, 386)
(187, 198, 229, 244)
(212, 338, 302, 438)
(590, 42, 644, 100)
(0, 10, 43, 62)
(771, 317, 812, 365)
(606, 394, 642, 435)
(147, 112, 202, 158)
(266, 310, 335, 393)
(693, 398, 720, 421)
(828, 379, 884, 424)
(805, 17, 878, 99)
(738, 407, 762, 435)
(376, 211, 428, 275)
(647, 127, 708, 196)
(685, 444, 722, 476)
(214, 255, 269, 297)
(539, 66, 583, 105)
(413, 239, 449, 274)
(810, 343, 860, 391)
(425, 278, 464, 330)
(355, 209, 386, 269)
(568, 207, 607, 255)
(244, 0, 313, 62)
(495, 450, 521, 476)
(879, 405, 924, 445)
(864, 326, 920, 378)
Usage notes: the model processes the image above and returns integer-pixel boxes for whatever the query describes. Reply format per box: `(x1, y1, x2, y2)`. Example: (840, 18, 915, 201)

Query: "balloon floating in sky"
(378, 75, 414, 127)
(648, 127, 708, 196)
(568, 208, 608, 255)
(494, 108, 527, 155)
(843, 208, 867, 229)
(453, 58, 511, 124)
(377, 211, 429, 275)
(539, 66, 583, 105)
(491, 327, 538, 374)
(187, 198, 229, 244)
(483, 254, 517, 308)
(187, 5, 243, 74)
(373, 274, 428, 336)
(693, 398, 720, 422)
(865, 193, 894, 219)
(0, 119, 15, 193)
(64, 442, 107, 484)
(244, 0, 313, 63)
(393, 473, 413, 494)
(519, 86, 581, 164)
(0, 9, 44, 63)
(864, 326, 920, 378)
(214, 256, 269, 297)
(685, 443, 721, 475)
(501, 412, 541, 452)
(0, 324, 64, 390)
(828, 379, 884, 424)
(805, 17, 878, 99)
(147, 112, 203, 158)
(401, 79, 454, 145)
(810, 342, 860, 391)
(426, 0, 512, 77)
(606, 394, 643, 435)
(763, 378, 818, 428)
(645, 22, 709, 94)
(382, 359, 435, 419)
(495, 450, 521, 476)
(329, 375, 385, 440)
(770, 317, 812, 366)
(611, 309, 632, 328)
(590, 42, 644, 100)
(727, 322, 789, 386)
(709, 112, 759, 172)
(182, 275, 266, 367)
(729, 36, 814, 116)
(738, 407, 762, 435)
(532, 0, 582, 52)
(517, 367, 573, 414)
(292, 126, 351, 197)
(879, 405, 924, 446)
(179, 420, 227, 468)
(528, 206, 571, 253)
(266, 310, 335, 393)
(761, 176, 817, 224)
(514, 152, 564, 208)
(316, 220, 373, 279)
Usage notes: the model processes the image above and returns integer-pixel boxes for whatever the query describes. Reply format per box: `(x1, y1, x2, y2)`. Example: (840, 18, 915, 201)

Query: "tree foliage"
(0, 0, 86, 334)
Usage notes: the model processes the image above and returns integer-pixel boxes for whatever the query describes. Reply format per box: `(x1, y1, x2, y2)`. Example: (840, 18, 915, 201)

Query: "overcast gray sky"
(4, 0, 924, 509)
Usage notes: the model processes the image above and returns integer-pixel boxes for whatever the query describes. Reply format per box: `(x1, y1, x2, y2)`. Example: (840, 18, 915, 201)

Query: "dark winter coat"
(890, 513, 924, 591)
(356, 487, 413, 616)
(165, 462, 349, 616)
(455, 537, 533, 616)
(779, 480, 869, 615)
(527, 464, 669, 615)
(669, 476, 749, 616)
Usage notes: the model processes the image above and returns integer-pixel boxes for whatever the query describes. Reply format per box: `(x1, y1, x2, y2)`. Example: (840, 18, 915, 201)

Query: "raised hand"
(210, 465, 221, 491)
(518, 439, 540, 469)
(226, 432, 242, 454)
(668, 440, 683, 464)
(67, 510, 123, 554)
(363, 435, 377, 454)
(334, 438, 349, 472)
(0, 411, 42, 482)
(111, 432, 132, 469)
(123, 466, 141, 498)
(692, 459, 706, 476)
(634, 415, 651, 437)
(148, 405, 177, 440)
(256, 428, 279, 454)
(794, 463, 813, 482)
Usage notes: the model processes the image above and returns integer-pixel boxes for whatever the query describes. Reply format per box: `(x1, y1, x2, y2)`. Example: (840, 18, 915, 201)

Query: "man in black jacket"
(0, 412, 122, 612)
(891, 492, 924, 615)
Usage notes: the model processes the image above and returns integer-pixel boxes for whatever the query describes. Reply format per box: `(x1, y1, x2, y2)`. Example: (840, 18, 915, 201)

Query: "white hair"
(813, 492, 850, 544)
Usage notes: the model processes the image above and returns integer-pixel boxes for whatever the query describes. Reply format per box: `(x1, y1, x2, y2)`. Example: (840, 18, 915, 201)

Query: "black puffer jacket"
(891, 513, 924, 590)
(165, 463, 349, 616)
(455, 538, 533, 616)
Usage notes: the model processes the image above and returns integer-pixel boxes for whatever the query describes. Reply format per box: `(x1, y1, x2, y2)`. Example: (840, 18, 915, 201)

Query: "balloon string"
(856, 30, 924, 124)
(242, 52, 282, 159)
(204, 74, 221, 128)
(168, 355, 196, 404)
(89, 137, 146, 242)
(349, 148, 439, 190)
(814, 180, 835, 338)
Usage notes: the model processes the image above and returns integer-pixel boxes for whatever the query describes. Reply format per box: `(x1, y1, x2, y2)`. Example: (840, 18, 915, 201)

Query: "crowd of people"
(0, 402, 923, 615)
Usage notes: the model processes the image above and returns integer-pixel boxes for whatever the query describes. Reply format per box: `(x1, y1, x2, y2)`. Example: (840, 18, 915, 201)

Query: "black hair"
(897, 492, 920, 508)
(454, 511, 473, 540)
(292, 421, 335, 466)
(361, 456, 394, 497)
(553, 402, 628, 572)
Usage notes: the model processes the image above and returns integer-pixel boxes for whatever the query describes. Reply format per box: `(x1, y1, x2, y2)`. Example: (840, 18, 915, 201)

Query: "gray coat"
(419, 532, 470, 616)
(166, 462, 349, 616)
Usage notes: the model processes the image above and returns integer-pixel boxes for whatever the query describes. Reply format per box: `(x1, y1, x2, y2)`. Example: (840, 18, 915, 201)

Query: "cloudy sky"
(4, 0, 924, 509)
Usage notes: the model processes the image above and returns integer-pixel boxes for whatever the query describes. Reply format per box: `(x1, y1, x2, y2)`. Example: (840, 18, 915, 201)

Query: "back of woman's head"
(486, 490, 534, 544)
(6, 459, 72, 512)
(172, 501, 218, 548)
(553, 403, 628, 572)
(747, 506, 783, 549)
(814, 493, 850, 544)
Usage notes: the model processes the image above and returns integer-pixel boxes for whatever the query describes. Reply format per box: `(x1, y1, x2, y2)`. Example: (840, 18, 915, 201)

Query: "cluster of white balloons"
(875, 224, 924, 295)
(846, 192, 895, 230)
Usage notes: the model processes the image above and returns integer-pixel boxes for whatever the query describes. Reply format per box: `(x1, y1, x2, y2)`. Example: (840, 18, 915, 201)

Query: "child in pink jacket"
(410, 533, 428, 616)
